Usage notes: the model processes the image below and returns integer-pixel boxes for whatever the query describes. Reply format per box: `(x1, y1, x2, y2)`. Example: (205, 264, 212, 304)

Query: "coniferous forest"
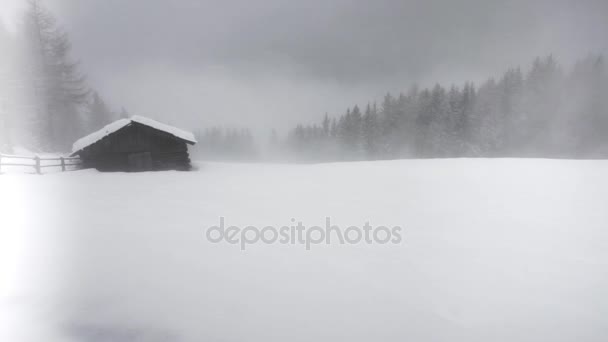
(0, 0, 122, 153)
(283, 55, 608, 161)
(193, 127, 257, 161)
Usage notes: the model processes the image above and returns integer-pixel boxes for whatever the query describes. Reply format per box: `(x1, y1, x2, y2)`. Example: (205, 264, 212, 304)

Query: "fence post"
(34, 155, 41, 174)
(60, 157, 66, 172)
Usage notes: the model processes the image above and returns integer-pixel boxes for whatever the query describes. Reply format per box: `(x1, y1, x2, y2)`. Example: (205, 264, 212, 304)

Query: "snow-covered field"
(1, 159, 608, 342)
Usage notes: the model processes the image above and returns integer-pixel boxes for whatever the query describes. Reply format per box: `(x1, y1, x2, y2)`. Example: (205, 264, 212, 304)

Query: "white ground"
(1, 159, 608, 342)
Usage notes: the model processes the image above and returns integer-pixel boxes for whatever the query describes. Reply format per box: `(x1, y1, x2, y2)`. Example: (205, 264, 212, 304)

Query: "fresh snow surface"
(1, 159, 608, 342)
(71, 116, 197, 154)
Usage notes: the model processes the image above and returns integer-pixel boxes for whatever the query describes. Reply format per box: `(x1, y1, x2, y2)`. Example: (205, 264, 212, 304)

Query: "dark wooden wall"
(78, 123, 192, 171)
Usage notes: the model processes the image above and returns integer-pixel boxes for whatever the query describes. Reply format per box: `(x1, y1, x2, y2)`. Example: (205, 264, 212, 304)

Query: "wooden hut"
(71, 116, 197, 171)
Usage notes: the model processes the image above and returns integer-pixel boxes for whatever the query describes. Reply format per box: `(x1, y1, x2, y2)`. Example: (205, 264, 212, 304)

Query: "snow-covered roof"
(72, 116, 197, 154)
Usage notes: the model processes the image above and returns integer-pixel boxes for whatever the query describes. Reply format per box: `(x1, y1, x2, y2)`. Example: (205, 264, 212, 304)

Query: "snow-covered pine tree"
(85, 92, 113, 133)
(427, 84, 450, 157)
(21, 0, 89, 151)
(119, 107, 130, 119)
(362, 103, 380, 159)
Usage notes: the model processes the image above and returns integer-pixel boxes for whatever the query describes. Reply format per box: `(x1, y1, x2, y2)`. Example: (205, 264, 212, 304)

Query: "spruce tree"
(21, 0, 89, 151)
(86, 92, 112, 133)
(362, 103, 379, 158)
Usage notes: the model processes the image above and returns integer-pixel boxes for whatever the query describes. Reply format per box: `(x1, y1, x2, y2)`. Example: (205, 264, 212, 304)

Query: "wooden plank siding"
(76, 122, 193, 171)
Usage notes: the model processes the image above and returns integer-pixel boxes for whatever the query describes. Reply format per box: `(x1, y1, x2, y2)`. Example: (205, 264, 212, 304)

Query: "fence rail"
(0, 153, 82, 174)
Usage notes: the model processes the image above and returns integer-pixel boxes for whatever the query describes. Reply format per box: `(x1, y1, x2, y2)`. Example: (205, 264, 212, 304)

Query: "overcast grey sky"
(4, 0, 608, 134)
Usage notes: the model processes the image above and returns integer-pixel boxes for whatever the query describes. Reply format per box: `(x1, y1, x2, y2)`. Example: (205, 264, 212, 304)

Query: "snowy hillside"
(1, 159, 608, 342)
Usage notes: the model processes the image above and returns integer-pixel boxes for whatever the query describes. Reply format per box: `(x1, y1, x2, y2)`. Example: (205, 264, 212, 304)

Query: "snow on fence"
(0, 153, 82, 174)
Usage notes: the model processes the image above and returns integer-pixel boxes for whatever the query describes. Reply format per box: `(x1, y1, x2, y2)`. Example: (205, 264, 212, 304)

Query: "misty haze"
(1, 0, 608, 341)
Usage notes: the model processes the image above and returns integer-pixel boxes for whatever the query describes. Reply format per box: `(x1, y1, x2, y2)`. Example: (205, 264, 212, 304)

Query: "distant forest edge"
(196, 54, 608, 162)
(278, 55, 608, 161)
(1, 2, 607, 161)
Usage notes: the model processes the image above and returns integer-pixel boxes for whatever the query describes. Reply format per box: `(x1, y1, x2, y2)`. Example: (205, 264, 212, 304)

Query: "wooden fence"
(0, 153, 82, 174)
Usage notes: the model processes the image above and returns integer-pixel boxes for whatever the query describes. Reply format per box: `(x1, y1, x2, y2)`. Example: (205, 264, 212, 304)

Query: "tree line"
(1, 0, 127, 153)
(192, 127, 257, 161)
(283, 55, 608, 161)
